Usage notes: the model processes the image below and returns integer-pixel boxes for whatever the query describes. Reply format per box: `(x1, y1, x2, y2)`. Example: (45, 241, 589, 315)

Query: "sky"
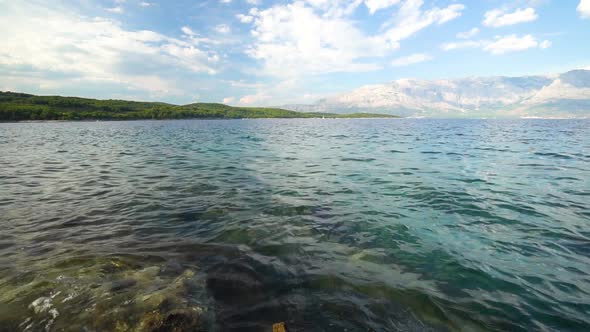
(0, 0, 589, 106)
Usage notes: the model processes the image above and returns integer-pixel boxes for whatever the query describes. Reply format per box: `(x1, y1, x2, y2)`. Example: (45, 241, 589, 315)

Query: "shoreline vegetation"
(0, 91, 399, 122)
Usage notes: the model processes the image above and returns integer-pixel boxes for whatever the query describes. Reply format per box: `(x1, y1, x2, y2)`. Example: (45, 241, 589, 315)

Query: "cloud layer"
(391, 53, 433, 66)
(442, 34, 551, 55)
(0, 1, 222, 97)
(0, 0, 587, 106)
(242, 0, 464, 78)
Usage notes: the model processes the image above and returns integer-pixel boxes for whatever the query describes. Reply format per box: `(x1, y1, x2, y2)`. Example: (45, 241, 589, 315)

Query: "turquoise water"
(0, 119, 589, 331)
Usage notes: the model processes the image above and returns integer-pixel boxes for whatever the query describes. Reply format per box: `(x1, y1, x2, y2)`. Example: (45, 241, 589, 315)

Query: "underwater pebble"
(19, 317, 32, 328)
(29, 297, 53, 314)
(62, 292, 77, 303)
(49, 309, 59, 319)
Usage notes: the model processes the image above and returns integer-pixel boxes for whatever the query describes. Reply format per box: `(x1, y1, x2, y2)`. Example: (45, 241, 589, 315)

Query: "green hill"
(0, 92, 398, 121)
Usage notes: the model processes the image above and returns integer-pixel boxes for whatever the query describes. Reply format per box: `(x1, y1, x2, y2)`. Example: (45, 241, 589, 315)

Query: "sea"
(0, 119, 589, 331)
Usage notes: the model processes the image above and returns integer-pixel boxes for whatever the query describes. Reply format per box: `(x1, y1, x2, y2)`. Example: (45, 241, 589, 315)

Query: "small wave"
(341, 157, 376, 162)
(239, 135, 264, 142)
(554, 176, 580, 181)
(458, 178, 488, 184)
(534, 152, 573, 159)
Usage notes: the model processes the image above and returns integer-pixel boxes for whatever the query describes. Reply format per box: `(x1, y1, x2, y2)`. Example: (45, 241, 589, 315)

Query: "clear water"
(0, 119, 589, 332)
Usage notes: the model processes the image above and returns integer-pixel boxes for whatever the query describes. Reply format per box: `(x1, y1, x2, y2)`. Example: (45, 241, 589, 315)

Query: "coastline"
(0, 91, 400, 122)
(3, 116, 401, 123)
(4, 117, 588, 123)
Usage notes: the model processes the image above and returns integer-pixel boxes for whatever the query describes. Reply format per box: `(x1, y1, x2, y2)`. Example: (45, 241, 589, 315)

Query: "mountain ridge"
(283, 69, 590, 118)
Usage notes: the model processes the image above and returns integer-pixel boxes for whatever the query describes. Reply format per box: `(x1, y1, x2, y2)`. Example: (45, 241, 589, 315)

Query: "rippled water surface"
(1, 119, 589, 332)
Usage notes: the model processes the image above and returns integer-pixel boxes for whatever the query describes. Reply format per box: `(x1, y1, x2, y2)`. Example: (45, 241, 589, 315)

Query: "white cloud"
(382, 0, 465, 44)
(441, 40, 485, 51)
(483, 7, 538, 27)
(222, 97, 236, 104)
(246, 0, 261, 5)
(579, 0, 590, 18)
(224, 80, 266, 89)
(106, 6, 124, 13)
(456, 27, 479, 39)
(236, 14, 254, 23)
(237, 7, 260, 23)
(364, 0, 400, 15)
(483, 34, 540, 54)
(391, 53, 432, 66)
(304, 0, 364, 18)
(245, 1, 391, 77)
(220, 0, 232, 3)
(215, 24, 231, 33)
(232, 78, 317, 106)
(442, 34, 550, 55)
(239, 92, 270, 104)
(244, 0, 463, 78)
(181, 26, 196, 36)
(140, 2, 153, 7)
(161, 42, 219, 72)
(0, 2, 219, 96)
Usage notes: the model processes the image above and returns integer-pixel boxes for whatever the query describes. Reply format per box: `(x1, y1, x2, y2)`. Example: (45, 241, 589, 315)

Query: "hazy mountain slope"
(285, 70, 590, 118)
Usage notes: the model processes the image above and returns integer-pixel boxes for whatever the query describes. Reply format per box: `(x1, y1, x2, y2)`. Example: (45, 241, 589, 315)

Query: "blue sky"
(0, 0, 589, 105)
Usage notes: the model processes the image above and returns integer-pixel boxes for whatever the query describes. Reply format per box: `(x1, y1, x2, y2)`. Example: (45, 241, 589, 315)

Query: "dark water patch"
(239, 135, 265, 142)
(554, 176, 580, 181)
(389, 171, 414, 175)
(563, 189, 590, 196)
(495, 203, 548, 218)
(340, 157, 376, 162)
(534, 152, 573, 159)
(457, 178, 489, 184)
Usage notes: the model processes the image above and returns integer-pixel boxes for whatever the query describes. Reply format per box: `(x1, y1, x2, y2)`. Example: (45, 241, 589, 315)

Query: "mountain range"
(284, 69, 590, 118)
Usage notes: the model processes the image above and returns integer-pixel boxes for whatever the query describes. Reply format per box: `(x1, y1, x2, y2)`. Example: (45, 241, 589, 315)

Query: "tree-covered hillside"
(0, 92, 398, 121)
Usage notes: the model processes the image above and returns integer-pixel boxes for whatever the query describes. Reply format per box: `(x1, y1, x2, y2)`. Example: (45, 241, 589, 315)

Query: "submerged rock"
(136, 308, 205, 332)
(108, 279, 137, 292)
(1, 257, 213, 332)
(136, 269, 201, 309)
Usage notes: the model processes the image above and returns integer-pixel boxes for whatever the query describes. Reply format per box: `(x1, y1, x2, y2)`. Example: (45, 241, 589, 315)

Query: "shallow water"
(0, 119, 589, 331)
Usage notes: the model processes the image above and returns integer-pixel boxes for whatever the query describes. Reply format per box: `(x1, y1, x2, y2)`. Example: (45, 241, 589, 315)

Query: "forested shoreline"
(0, 92, 397, 121)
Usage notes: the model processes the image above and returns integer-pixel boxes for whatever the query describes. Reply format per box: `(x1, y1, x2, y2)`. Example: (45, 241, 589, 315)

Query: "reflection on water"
(0, 119, 589, 331)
